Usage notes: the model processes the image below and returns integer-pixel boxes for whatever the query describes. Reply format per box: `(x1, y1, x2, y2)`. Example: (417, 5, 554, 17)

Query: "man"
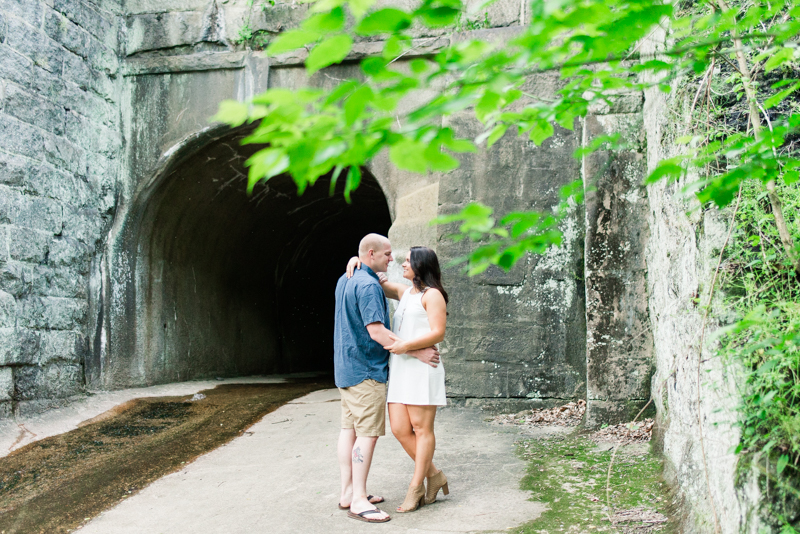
(334, 233, 439, 523)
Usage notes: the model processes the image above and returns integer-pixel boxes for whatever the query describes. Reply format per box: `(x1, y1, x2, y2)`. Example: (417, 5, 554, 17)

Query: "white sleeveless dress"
(386, 288, 447, 406)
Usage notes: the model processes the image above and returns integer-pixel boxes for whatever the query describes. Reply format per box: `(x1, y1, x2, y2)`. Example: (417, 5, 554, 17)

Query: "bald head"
(358, 233, 393, 272)
(359, 233, 389, 257)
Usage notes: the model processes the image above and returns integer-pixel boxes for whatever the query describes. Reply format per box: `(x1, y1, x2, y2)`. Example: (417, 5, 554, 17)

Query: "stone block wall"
(0, 0, 122, 416)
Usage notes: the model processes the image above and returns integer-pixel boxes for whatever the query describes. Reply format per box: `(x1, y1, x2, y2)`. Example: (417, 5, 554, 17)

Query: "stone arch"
(99, 126, 391, 387)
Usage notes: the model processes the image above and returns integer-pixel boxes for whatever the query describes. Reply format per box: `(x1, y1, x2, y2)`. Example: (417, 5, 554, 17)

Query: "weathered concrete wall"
(0, 0, 122, 416)
(438, 89, 587, 410)
(641, 29, 762, 534)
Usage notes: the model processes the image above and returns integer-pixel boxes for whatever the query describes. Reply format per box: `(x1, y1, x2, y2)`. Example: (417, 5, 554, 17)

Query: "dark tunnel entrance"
(136, 131, 391, 381)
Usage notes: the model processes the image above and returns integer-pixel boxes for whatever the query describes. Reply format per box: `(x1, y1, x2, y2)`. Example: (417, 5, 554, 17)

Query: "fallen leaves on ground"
(610, 506, 668, 524)
(591, 419, 654, 445)
(489, 400, 586, 427)
(610, 506, 669, 533)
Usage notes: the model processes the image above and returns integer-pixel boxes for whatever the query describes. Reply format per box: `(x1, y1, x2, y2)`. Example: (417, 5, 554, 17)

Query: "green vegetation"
(716, 182, 800, 531)
(515, 434, 673, 533)
(233, 0, 276, 49)
(661, 1, 800, 528)
(454, 11, 491, 32)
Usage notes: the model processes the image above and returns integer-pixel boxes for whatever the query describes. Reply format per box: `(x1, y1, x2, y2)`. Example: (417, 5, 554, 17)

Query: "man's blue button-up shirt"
(333, 265, 390, 388)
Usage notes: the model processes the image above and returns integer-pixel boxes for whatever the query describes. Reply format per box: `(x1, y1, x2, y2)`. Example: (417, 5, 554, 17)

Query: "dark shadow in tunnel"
(137, 130, 391, 381)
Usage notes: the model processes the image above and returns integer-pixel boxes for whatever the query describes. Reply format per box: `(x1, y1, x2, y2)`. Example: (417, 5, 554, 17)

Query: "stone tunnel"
(1, 0, 653, 428)
(96, 127, 391, 387)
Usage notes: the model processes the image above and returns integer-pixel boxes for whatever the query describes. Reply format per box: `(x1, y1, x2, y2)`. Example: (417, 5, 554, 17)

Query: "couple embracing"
(334, 233, 450, 523)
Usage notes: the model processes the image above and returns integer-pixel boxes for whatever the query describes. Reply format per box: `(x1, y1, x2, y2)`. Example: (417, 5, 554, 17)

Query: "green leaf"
(306, 34, 353, 74)
(311, 141, 347, 166)
(764, 47, 794, 73)
(323, 80, 359, 106)
(646, 161, 683, 184)
(476, 92, 501, 123)
(783, 170, 799, 185)
(390, 139, 428, 173)
(356, 8, 412, 35)
(497, 251, 517, 270)
(211, 100, 249, 127)
(486, 123, 508, 147)
(245, 148, 290, 193)
(302, 8, 345, 33)
(344, 166, 362, 202)
(436, 128, 476, 153)
(345, 85, 373, 125)
(425, 142, 460, 172)
(266, 29, 321, 56)
(348, 0, 376, 19)
(382, 34, 411, 60)
(415, 6, 460, 27)
(776, 454, 789, 474)
(329, 164, 344, 196)
(410, 59, 430, 74)
(462, 202, 493, 219)
(362, 56, 388, 76)
(528, 120, 554, 146)
(252, 88, 320, 105)
(764, 81, 800, 109)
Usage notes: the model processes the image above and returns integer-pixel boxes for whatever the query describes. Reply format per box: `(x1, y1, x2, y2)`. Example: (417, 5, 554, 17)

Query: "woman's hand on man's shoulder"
(345, 256, 361, 278)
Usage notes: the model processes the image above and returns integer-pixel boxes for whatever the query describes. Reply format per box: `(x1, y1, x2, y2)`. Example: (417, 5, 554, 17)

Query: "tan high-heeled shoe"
(425, 470, 449, 504)
(397, 483, 426, 513)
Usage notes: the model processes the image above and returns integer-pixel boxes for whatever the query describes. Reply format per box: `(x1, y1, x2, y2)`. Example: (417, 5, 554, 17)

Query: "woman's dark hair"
(409, 246, 449, 305)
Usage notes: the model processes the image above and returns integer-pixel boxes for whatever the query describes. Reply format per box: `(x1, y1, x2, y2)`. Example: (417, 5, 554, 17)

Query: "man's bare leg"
(338, 428, 356, 507)
(349, 436, 389, 520)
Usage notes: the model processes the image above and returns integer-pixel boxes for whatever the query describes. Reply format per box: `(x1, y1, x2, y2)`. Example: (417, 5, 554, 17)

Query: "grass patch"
(513, 433, 674, 533)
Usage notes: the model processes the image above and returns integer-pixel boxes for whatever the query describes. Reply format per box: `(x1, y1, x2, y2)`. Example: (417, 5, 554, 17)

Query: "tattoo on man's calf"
(352, 446, 364, 463)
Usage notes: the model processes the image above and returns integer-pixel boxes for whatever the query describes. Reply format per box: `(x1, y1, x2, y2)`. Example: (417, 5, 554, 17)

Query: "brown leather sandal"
(347, 508, 391, 523)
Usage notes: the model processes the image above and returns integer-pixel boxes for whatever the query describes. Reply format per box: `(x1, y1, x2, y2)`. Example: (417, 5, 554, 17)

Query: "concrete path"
(72, 388, 545, 534)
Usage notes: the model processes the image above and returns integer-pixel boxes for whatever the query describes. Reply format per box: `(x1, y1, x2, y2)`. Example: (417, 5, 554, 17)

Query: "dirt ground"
(0, 378, 332, 534)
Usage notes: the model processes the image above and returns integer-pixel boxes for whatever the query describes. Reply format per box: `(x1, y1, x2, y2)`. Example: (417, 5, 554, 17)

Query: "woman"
(347, 246, 449, 513)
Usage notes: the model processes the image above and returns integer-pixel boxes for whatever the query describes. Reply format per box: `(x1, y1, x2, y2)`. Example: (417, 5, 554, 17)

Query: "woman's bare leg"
(406, 405, 438, 486)
(389, 403, 438, 478)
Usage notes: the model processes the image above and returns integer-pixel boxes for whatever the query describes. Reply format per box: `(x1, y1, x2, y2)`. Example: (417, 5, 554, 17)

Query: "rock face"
(641, 28, 762, 534)
(0, 3, 647, 424)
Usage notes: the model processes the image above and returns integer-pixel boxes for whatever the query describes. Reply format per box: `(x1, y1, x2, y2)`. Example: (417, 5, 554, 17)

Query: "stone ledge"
(121, 27, 526, 76)
(122, 50, 247, 76)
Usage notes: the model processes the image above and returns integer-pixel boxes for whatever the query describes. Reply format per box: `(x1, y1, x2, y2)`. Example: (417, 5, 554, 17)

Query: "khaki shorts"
(339, 379, 387, 437)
